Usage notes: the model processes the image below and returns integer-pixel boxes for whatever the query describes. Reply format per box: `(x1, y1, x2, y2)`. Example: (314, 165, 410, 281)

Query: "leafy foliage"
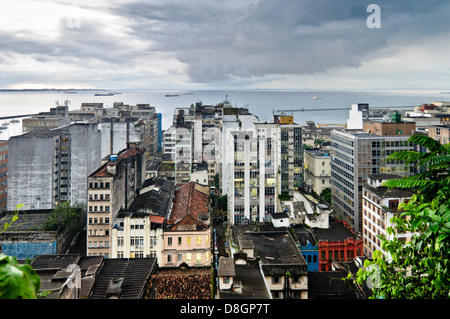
(355, 188, 450, 298)
(43, 202, 85, 233)
(320, 187, 331, 204)
(382, 134, 450, 194)
(353, 135, 450, 299)
(0, 204, 40, 299)
(0, 254, 41, 299)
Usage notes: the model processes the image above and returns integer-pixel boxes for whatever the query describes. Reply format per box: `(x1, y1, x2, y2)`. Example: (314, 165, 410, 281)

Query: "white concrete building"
(362, 174, 415, 258)
(221, 117, 281, 225)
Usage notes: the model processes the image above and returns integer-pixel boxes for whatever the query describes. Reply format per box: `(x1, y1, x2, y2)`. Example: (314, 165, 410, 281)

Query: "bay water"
(0, 89, 448, 140)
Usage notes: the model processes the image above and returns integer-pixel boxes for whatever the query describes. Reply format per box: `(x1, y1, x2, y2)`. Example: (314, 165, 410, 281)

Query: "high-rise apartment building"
(220, 111, 304, 225)
(0, 140, 7, 212)
(274, 115, 303, 196)
(222, 119, 280, 225)
(86, 144, 146, 257)
(7, 123, 101, 210)
(330, 119, 417, 234)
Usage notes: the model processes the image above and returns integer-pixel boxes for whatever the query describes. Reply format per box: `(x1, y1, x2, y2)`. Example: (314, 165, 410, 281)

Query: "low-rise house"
(314, 217, 364, 272)
(217, 252, 271, 299)
(237, 231, 308, 299)
(110, 178, 175, 261)
(162, 182, 211, 267)
(292, 225, 319, 272)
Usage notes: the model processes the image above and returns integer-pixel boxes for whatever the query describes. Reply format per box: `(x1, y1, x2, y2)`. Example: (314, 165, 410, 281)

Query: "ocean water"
(0, 89, 448, 140)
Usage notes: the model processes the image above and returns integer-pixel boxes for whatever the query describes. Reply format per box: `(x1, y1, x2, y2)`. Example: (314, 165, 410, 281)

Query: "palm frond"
(381, 170, 444, 189)
(408, 134, 449, 154)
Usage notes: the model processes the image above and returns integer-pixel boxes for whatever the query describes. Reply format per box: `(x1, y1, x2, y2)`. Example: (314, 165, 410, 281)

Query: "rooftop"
(148, 266, 211, 299)
(364, 183, 415, 199)
(218, 259, 271, 299)
(0, 210, 52, 231)
(90, 147, 145, 178)
(30, 254, 104, 299)
(238, 231, 307, 272)
(166, 182, 210, 231)
(128, 178, 174, 217)
(304, 149, 331, 158)
(313, 217, 358, 242)
(89, 258, 157, 299)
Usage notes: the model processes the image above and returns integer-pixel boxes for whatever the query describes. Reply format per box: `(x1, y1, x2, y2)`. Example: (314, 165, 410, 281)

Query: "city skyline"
(1, 0, 450, 91)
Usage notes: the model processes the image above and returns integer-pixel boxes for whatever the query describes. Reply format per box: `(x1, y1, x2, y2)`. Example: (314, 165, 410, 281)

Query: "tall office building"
(274, 115, 303, 196)
(330, 118, 416, 234)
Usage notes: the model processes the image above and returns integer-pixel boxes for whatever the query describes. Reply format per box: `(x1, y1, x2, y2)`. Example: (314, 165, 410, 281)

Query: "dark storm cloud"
(113, 0, 450, 83)
(2, 0, 450, 88)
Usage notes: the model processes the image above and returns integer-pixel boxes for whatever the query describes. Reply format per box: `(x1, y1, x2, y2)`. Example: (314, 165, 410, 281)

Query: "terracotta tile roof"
(148, 267, 211, 299)
(167, 182, 209, 230)
(150, 215, 165, 224)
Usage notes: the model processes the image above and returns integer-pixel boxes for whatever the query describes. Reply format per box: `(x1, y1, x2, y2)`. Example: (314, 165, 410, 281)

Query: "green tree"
(217, 195, 228, 212)
(314, 138, 326, 148)
(382, 134, 450, 195)
(354, 188, 450, 298)
(352, 135, 450, 298)
(320, 187, 331, 204)
(43, 202, 85, 233)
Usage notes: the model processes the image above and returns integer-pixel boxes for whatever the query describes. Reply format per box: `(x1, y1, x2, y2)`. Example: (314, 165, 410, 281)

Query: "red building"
(0, 140, 7, 212)
(314, 217, 364, 272)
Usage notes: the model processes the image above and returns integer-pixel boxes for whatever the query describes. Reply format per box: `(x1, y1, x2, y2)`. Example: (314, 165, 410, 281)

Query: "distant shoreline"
(0, 89, 105, 92)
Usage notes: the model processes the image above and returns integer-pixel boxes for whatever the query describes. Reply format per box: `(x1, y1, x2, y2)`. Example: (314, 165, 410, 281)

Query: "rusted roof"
(166, 182, 209, 230)
(91, 148, 145, 177)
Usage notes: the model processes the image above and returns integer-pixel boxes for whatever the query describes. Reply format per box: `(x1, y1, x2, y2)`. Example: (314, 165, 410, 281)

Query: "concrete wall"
(7, 135, 56, 210)
(67, 124, 102, 206)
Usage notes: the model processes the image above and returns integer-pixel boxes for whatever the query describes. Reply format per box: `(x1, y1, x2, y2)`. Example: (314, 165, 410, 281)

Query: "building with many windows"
(86, 144, 146, 257)
(110, 178, 175, 261)
(303, 149, 331, 196)
(428, 124, 450, 145)
(223, 124, 280, 225)
(0, 140, 7, 212)
(362, 174, 415, 258)
(330, 119, 417, 234)
(274, 115, 303, 196)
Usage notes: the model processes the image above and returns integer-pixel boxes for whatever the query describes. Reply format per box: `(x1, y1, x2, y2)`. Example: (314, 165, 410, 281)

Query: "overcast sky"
(1, 0, 450, 90)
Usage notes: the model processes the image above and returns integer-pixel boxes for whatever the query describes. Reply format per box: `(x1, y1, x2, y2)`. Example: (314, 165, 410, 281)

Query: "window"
(178, 237, 182, 245)
(186, 253, 191, 262)
(168, 237, 172, 246)
(187, 237, 191, 245)
(197, 236, 201, 246)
